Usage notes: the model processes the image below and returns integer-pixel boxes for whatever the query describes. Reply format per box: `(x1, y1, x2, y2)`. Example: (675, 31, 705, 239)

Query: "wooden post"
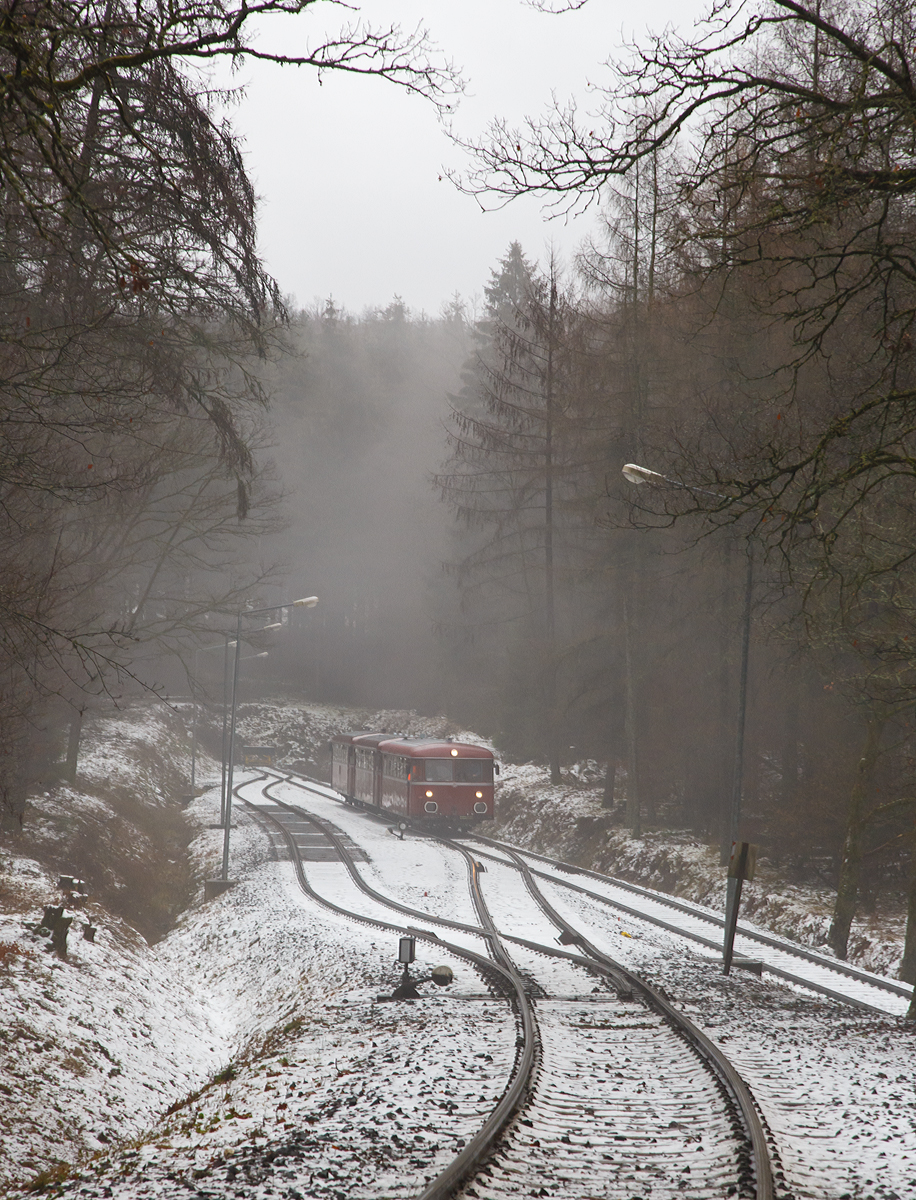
(723, 841, 757, 974)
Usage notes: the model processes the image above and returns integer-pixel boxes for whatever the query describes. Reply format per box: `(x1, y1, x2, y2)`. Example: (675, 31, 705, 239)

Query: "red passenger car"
(330, 732, 497, 825)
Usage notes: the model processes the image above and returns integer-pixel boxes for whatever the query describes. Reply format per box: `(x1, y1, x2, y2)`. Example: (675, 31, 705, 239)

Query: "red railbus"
(330, 733, 497, 825)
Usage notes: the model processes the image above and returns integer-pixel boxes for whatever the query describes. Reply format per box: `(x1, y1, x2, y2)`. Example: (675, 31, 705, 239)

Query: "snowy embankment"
(489, 764, 907, 979)
(0, 703, 514, 1196)
(1, 696, 910, 1196)
(0, 706, 220, 1187)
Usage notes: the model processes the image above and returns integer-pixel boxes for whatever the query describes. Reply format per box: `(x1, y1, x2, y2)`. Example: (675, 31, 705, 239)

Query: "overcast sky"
(228, 0, 700, 316)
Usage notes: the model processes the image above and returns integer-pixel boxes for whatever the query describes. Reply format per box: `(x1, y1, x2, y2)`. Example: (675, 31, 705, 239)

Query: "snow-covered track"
(237, 775, 540, 1200)
(468, 834, 913, 1016)
(438, 835, 774, 1200)
(256, 772, 774, 1200)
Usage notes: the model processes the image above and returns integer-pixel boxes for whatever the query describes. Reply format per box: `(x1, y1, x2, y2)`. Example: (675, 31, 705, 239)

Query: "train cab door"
(373, 749, 383, 808)
(347, 744, 356, 799)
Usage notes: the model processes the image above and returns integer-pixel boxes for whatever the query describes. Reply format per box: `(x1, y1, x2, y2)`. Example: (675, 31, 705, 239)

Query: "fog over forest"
(3, 0, 916, 979)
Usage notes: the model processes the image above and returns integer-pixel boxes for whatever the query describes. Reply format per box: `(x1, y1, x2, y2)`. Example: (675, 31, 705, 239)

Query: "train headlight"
(475, 791, 483, 798)
(425, 789, 434, 798)
(450, 748, 458, 756)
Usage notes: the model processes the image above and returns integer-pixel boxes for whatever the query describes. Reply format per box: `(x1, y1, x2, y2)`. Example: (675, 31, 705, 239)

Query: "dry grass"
(0, 940, 35, 966)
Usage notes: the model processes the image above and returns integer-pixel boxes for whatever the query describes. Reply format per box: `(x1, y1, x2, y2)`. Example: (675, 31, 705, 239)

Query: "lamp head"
(293, 596, 319, 608)
(622, 462, 665, 486)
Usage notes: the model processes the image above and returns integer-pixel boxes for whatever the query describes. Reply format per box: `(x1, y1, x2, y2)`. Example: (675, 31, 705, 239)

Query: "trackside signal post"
(390, 936, 420, 999)
(379, 936, 455, 1001)
(723, 841, 757, 974)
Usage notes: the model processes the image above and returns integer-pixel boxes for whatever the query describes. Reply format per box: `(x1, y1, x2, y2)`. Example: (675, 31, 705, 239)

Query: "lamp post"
(190, 640, 268, 823)
(219, 596, 318, 884)
(623, 463, 757, 974)
(190, 639, 239, 797)
(621, 463, 754, 860)
(218, 645, 269, 825)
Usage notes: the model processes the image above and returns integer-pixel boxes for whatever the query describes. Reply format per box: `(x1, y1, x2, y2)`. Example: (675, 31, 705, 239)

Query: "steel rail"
(271, 767, 904, 1010)
(239, 777, 501, 983)
(242, 776, 539, 1200)
(478, 841, 774, 1200)
(266, 768, 902, 1014)
(256, 772, 776, 1200)
(261, 772, 632, 996)
(465, 843, 888, 1014)
(471, 833, 913, 1002)
(414, 841, 537, 1200)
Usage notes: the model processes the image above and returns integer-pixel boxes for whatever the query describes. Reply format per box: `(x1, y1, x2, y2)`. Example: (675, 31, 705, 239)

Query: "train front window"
(419, 759, 493, 783)
(455, 759, 492, 783)
(423, 759, 453, 782)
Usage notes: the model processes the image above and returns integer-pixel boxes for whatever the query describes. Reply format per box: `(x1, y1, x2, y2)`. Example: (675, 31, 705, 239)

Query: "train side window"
(382, 755, 408, 781)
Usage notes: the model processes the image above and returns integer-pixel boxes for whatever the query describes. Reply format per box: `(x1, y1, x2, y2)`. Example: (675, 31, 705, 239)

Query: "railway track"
(277, 767, 912, 1017)
(240, 770, 777, 1200)
(463, 834, 913, 1017)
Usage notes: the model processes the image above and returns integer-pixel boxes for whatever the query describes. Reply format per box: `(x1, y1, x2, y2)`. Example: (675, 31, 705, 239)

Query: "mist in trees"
(440, 0, 916, 971)
(6, 0, 916, 983)
(0, 0, 456, 823)
(252, 298, 471, 715)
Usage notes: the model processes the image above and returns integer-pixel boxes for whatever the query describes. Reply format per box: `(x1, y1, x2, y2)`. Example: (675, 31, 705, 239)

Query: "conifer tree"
(436, 245, 581, 781)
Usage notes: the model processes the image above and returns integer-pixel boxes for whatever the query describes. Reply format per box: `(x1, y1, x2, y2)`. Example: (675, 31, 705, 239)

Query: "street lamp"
(189, 639, 242, 796)
(621, 462, 754, 859)
(218, 596, 319, 885)
(622, 462, 668, 486)
(217, 647, 269, 825)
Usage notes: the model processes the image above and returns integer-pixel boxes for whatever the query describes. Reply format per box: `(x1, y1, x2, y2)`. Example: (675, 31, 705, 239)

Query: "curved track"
(238, 777, 536, 1200)
(278, 768, 912, 1016)
(466, 834, 913, 1016)
(242, 770, 776, 1200)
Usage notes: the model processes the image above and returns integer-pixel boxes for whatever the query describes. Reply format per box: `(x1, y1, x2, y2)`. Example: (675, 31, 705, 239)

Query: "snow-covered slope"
(2, 697, 912, 1199)
(0, 703, 514, 1195)
(218, 697, 909, 980)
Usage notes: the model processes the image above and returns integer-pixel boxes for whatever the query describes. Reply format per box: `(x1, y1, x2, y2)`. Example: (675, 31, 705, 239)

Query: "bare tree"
(463, 0, 916, 543)
(0, 1, 458, 817)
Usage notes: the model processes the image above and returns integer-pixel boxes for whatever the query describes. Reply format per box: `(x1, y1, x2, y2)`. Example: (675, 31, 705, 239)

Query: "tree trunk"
(544, 270, 561, 786)
(828, 714, 885, 960)
(65, 709, 84, 784)
(781, 674, 800, 811)
(623, 574, 641, 837)
(602, 721, 621, 810)
(716, 539, 733, 857)
(900, 831, 916, 984)
(602, 761, 617, 809)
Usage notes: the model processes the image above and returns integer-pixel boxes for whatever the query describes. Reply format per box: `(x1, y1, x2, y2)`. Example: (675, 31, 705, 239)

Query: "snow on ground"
(490, 760, 909, 980)
(41, 787, 515, 1200)
(0, 854, 223, 1188)
(4, 697, 916, 1200)
(250, 765, 916, 1200)
(264, 776, 482, 933)
(1, 706, 517, 1197)
(214, 697, 908, 978)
